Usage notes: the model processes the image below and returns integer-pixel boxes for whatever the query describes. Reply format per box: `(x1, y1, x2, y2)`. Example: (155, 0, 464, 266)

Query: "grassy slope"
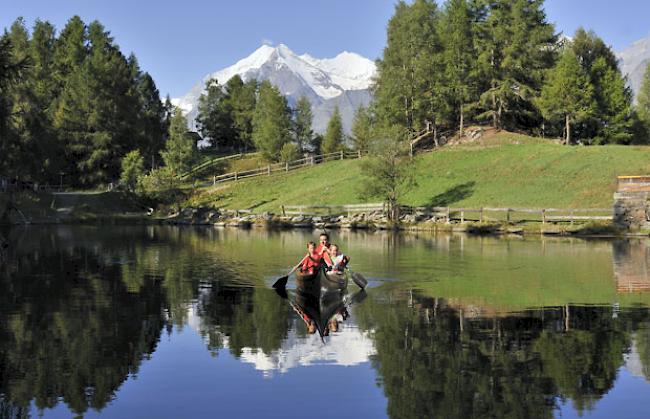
(189, 133, 650, 212)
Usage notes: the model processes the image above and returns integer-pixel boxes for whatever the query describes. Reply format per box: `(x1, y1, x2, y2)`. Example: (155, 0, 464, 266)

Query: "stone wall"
(613, 192, 650, 229)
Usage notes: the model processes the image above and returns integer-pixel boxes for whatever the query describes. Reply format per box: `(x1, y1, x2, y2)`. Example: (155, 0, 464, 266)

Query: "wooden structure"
(281, 203, 612, 225)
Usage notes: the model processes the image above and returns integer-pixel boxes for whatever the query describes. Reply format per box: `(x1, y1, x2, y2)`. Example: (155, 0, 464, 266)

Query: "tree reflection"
(355, 290, 648, 419)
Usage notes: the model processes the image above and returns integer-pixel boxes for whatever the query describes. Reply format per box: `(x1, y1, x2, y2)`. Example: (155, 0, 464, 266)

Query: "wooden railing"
(204, 150, 364, 187)
(278, 203, 612, 224)
(179, 152, 260, 181)
(282, 203, 386, 217)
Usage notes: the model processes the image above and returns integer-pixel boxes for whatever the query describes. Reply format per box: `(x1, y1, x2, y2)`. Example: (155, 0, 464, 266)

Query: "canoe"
(295, 267, 348, 293)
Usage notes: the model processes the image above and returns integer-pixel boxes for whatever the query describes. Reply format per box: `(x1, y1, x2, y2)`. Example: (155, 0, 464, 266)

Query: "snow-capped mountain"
(618, 34, 650, 97)
(173, 44, 376, 134)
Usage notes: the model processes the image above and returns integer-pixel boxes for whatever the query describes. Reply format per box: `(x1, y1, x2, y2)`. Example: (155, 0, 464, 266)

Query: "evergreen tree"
(293, 96, 313, 153)
(351, 106, 374, 152)
(252, 80, 291, 161)
(475, 0, 557, 130)
(322, 107, 345, 154)
(538, 49, 594, 144)
(226, 76, 257, 151)
(161, 108, 197, 174)
(571, 29, 635, 144)
(53, 20, 141, 186)
(133, 65, 167, 168)
(196, 78, 234, 149)
(373, 0, 443, 133)
(441, 0, 476, 135)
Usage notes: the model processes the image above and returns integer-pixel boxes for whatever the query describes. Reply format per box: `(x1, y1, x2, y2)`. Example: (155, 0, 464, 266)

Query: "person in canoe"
(326, 244, 349, 274)
(316, 232, 330, 254)
(300, 241, 323, 275)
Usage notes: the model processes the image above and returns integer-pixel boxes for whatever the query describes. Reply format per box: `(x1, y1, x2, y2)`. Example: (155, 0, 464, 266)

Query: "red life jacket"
(301, 252, 321, 274)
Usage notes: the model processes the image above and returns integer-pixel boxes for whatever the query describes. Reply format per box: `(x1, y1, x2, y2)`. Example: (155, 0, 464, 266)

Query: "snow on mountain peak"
(175, 43, 376, 134)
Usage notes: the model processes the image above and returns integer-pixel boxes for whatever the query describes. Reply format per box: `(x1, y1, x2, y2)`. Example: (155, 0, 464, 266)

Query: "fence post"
(460, 210, 465, 224)
(282, 205, 286, 216)
(213, 175, 216, 186)
(542, 209, 546, 225)
(446, 207, 451, 224)
(479, 208, 484, 223)
(310, 156, 314, 166)
(506, 208, 511, 224)
(570, 209, 574, 226)
(285, 162, 289, 172)
(358, 150, 362, 159)
(234, 171, 238, 181)
(267, 165, 271, 176)
(340, 150, 344, 160)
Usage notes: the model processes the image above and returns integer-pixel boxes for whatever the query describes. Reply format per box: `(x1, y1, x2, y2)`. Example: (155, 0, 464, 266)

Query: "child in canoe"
(326, 244, 349, 274)
(300, 241, 323, 275)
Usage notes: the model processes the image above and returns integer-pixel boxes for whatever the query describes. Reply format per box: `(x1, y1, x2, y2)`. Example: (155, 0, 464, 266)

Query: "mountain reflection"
(1, 226, 650, 418)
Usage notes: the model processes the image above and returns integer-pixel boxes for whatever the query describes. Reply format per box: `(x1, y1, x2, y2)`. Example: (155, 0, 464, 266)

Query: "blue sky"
(3, 0, 650, 98)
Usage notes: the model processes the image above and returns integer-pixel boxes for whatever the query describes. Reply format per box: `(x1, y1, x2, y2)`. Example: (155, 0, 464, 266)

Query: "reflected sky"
(1, 226, 650, 418)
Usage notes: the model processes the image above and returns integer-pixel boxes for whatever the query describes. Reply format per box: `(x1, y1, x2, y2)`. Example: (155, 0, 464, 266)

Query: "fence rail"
(201, 150, 364, 188)
(179, 151, 260, 181)
(279, 203, 612, 224)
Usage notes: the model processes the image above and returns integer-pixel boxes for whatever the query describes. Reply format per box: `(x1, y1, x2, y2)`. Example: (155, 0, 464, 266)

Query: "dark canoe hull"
(295, 268, 348, 293)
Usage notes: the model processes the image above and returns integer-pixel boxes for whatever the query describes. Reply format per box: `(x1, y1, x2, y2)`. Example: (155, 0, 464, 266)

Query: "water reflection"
(1, 226, 650, 418)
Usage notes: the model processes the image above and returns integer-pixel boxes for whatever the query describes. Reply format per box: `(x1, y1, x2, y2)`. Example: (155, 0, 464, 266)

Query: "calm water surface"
(1, 226, 650, 419)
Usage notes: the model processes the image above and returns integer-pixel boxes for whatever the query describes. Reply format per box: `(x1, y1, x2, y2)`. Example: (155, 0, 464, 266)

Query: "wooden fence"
(205, 150, 364, 187)
(279, 203, 612, 225)
(179, 151, 260, 181)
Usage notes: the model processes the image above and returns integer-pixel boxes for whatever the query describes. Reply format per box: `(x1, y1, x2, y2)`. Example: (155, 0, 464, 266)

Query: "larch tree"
(293, 96, 313, 154)
(351, 106, 374, 152)
(538, 49, 594, 145)
(252, 80, 292, 161)
(322, 107, 345, 154)
(161, 108, 197, 175)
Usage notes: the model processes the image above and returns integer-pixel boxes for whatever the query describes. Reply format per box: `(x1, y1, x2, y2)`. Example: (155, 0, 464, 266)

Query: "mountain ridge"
(173, 44, 376, 135)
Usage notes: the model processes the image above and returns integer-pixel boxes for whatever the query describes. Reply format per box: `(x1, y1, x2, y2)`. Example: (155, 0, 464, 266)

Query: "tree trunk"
(565, 114, 571, 145)
(433, 124, 439, 148)
(459, 104, 464, 138)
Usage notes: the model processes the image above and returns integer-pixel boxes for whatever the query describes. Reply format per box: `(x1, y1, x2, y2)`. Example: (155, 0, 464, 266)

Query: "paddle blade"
(350, 271, 368, 289)
(272, 275, 289, 289)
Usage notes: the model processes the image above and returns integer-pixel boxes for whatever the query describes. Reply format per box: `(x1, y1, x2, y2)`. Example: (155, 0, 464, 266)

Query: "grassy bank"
(188, 132, 650, 212)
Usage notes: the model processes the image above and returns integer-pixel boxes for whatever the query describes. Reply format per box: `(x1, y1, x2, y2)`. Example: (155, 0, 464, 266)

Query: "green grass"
(188, 132, 650, 212)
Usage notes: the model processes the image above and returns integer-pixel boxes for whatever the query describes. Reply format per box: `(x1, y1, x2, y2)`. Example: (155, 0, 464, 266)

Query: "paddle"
(346, 268, 368, 289)
(272, 257, 306, 289)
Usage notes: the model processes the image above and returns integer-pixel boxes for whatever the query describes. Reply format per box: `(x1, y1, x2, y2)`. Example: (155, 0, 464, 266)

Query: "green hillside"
(188, 133, 650, 212)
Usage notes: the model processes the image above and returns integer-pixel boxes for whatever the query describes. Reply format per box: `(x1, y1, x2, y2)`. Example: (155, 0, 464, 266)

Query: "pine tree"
(161, 108, 197, 174)
(252, 81, 291, 161)
(538, 49, 594, 144)
(53, 20, 142, 186)
(441, 0, 476, 135)
(374, 0, 443, 133)
(226, 76, 257, 151)
(293, 96, 313, 153)
(322, 107, 345, 154)
(571, 29, 635, 144)
(475, 0, 557, 130)
(196, 78, 234, 149)
(351, 106, 374, 152)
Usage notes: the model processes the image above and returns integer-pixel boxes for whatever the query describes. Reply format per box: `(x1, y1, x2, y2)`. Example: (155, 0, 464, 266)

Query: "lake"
(1, 226, 650, 419)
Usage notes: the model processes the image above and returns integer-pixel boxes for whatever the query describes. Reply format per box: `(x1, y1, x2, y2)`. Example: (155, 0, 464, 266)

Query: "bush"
(137, 167, 180, 202)
(279, 142, 300, 163)
(120, 150, 145, 192)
